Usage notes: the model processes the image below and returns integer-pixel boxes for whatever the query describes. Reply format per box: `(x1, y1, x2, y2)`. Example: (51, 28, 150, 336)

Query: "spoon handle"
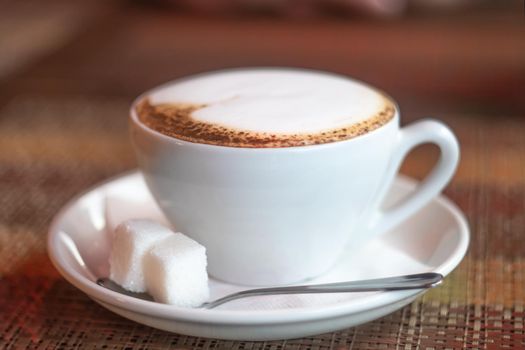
(202, 272, 443, 309)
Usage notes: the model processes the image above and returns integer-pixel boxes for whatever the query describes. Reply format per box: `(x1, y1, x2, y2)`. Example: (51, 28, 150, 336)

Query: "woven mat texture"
(1, 2, 524, 349)
(1, 96, 524, 350)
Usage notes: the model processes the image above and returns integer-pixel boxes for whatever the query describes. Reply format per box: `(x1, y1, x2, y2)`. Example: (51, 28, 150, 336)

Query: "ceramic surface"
(131, 74, 459, 285)
(48, 172, 469, 341)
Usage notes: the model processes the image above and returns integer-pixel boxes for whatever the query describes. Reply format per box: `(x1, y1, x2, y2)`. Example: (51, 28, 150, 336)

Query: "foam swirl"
(136, 99, 394, 148)
(135, 69, 396, 148)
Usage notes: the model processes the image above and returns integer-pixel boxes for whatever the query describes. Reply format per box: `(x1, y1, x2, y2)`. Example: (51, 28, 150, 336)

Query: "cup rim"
(129, 67, 400, 152)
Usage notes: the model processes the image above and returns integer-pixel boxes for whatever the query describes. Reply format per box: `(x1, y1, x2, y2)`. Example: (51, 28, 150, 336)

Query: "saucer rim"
(48, 171, 469, 325)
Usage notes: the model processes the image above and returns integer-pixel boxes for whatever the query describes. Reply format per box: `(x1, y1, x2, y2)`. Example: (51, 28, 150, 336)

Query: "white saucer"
(48, 171, 469, 341)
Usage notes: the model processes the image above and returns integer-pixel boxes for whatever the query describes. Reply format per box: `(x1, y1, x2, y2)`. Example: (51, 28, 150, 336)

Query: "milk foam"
(149, 69, 392, 134)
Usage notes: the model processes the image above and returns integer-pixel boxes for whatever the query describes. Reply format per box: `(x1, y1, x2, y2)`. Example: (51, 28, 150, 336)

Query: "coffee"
(135, 69, 395, 148)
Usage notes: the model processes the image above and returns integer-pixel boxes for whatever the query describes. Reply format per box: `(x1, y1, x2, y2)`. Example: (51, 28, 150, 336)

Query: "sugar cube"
(109, 219, 173, 292)
(145, 234, 209, 307)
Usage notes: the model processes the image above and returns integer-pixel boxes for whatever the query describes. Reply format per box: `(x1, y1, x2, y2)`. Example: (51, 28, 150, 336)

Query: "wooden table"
(1, 1, 524, 348)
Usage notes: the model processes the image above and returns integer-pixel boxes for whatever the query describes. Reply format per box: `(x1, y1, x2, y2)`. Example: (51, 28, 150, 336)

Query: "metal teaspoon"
(97, 272, 443, 309)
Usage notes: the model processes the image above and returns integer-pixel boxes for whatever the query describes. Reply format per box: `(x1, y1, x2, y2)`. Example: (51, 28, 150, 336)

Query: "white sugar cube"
(109, 219, 172, 292)
(145, 234, 209, 307)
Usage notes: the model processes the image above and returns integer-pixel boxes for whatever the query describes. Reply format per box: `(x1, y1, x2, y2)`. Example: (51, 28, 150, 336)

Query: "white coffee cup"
(130, 68, 459, 286)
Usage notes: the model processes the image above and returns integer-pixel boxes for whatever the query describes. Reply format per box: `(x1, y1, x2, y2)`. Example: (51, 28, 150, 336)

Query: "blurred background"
(1, 0, 523, 110)
(1, 0, 523, 200)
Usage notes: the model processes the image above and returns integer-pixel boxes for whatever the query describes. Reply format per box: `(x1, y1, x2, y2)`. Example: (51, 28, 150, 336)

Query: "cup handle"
(368, 119, 460, 235)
